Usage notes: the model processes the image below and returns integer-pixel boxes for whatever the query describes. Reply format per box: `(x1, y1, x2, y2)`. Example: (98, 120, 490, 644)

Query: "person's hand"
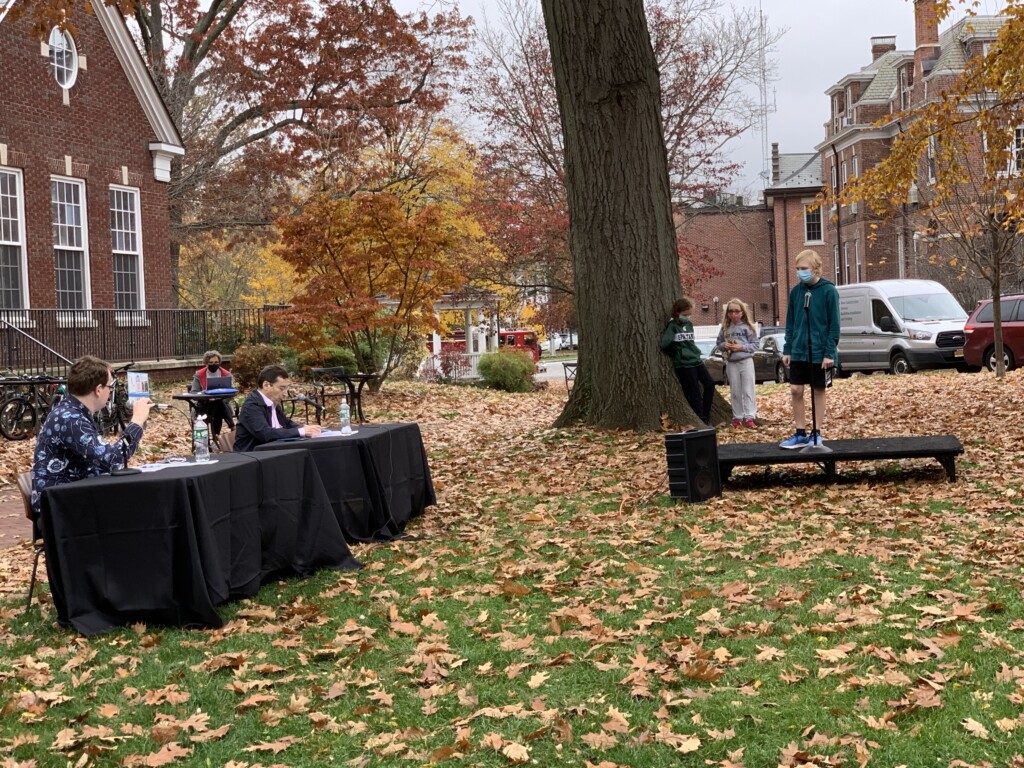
(304, 424, 322, 437)
(130, 398, 154, 426)
(782, 354, 791, 367)
(822, 357, 834, 369)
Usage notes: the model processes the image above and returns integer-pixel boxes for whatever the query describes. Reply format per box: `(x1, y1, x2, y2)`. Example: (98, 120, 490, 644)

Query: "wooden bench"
(718, 435, 964, 483)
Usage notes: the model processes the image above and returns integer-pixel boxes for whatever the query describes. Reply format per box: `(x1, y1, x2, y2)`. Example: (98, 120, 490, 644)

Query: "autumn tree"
(539, 0, 730, 429)
(16, 0, 472, 302)
(274, 121, 489, 384)
(843, 2, 1024, 378)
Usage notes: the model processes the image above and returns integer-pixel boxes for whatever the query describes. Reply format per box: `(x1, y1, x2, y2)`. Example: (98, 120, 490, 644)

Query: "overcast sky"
(394, 0, 1008, 197)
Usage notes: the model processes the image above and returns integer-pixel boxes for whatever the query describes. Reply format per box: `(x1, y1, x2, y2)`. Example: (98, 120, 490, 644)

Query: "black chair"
(17, 471, 45, 612)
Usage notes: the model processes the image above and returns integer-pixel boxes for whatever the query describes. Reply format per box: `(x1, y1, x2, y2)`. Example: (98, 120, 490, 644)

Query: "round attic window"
(48, 27, 78, 89)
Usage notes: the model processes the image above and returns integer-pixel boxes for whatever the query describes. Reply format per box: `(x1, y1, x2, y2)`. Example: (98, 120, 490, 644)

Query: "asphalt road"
(536, 359, 577, 383)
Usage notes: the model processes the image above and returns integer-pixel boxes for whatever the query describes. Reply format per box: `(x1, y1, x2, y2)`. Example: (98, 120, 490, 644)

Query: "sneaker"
(731, 418, 742, 428)
(805, 431, 824, 447)
(779, 431, 810, 449)
(744, 418, 757, 428)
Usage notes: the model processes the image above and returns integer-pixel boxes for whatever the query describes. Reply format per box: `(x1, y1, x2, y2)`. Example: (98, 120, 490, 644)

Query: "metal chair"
(17, 471, 45, 612)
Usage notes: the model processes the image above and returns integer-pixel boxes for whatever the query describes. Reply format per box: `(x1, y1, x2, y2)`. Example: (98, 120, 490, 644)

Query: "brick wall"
(771, 195, 830, 321)
(675, 206, 776, 325)
(0, 9, 174, 310)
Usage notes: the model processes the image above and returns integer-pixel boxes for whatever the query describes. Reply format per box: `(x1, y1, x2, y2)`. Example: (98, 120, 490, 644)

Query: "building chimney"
(771, 142, 780, 184)
(914, 0, 941, 81)
(871, 35, 897, 61)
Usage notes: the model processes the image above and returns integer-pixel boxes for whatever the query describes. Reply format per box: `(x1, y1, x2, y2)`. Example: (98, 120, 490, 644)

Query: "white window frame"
(109, 184, 146, 314)
(841, 160, 848, 188)
(834, 244, 841, 284)
(803, 203, 823, 244)
(844, 241, 851, 284)
(855, 239, 862, 283)
(830, 161, 838, 191)
(0, 167, 29, 314)
(50, 175, 92, 316)
(47, 27, 79, 89)
(927, 135, 937, 183)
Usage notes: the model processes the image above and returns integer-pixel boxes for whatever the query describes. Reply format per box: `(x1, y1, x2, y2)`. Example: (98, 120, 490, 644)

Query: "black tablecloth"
(254, 423, 435, 542)
(40, 450, 359, 636)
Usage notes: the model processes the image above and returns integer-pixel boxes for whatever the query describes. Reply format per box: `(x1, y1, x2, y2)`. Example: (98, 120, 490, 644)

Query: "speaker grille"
(665, 428, 722, 502)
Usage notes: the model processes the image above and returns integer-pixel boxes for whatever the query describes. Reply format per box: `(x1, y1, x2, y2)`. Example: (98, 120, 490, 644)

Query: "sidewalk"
(0, 493, 32, 548)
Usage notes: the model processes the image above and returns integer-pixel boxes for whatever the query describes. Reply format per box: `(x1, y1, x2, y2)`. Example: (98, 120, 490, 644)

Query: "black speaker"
(665, 428, 722, 502)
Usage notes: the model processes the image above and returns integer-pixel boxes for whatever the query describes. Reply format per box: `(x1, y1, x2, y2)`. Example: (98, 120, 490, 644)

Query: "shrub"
(296, 345, 358, 375)
(477, 350, 536, 392)
(231, 343, 286, 388)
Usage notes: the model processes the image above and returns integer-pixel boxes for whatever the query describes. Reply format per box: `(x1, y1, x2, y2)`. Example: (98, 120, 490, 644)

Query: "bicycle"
(0, 376, 67, 440)
(93, 362, 134, 435)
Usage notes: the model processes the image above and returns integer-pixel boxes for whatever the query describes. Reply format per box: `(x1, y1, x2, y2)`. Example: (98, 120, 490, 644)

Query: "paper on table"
(317, 429, 357, 437)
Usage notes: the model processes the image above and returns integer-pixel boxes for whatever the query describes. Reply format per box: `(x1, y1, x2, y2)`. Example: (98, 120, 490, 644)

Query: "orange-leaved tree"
(840, 2, 1024, 378)
(274, 123, 491, 384)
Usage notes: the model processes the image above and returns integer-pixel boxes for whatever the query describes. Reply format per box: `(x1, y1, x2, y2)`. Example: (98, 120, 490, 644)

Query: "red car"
(963, 294, 1024, 371)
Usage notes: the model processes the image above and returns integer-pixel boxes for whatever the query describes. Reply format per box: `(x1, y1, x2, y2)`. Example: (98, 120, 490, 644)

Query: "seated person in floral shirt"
(30, 355, 154, 519)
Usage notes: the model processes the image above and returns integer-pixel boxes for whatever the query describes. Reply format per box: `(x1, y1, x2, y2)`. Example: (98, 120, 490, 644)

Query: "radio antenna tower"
(757, 1, 775, 186)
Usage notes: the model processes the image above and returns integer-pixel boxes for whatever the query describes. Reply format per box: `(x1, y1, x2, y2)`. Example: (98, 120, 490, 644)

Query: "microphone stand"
(801, 289, 832, 454)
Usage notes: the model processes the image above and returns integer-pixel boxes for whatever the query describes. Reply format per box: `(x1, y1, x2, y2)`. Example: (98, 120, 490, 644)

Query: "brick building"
(817, 1, 1002, 289)
(674, 198, 775, 326)
(0, 0, 183, 315)
(678, 2, 1004, 320)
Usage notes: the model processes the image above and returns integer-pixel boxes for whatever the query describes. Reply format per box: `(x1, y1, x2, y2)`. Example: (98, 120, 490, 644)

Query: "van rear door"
(869, 298, 903, 366)
(838, 292, 872, 368)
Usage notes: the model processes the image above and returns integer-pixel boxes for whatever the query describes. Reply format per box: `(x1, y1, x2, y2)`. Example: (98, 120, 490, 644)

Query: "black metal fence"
(1, 308, 276, 376)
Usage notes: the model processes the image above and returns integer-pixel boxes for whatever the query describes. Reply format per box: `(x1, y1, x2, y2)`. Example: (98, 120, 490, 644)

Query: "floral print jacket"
(31, 397, 143, 518)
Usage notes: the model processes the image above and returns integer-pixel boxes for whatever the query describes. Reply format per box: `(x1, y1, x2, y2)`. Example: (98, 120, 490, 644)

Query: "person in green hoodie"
(661, 297, 715, 427)
(780, 250, 840, 449)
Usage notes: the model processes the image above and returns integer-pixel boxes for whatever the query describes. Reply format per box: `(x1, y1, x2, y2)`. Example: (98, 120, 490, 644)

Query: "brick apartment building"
(817, 0, 1001, 295)
(677, 1, 1003, 322)
(0, 0, 183, 315)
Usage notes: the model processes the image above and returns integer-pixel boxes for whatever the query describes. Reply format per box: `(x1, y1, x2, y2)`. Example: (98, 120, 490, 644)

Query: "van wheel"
(889, 352, 914, 375)
(984, 346, 1016, 372)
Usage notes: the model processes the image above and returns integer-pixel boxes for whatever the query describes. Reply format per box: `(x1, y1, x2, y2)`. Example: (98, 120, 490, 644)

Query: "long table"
(40, 450, 359, 636)
(253, 423, 435, 542)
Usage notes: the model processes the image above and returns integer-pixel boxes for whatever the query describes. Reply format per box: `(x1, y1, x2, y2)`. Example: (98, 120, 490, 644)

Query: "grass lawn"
(0, 370, 1022, 767)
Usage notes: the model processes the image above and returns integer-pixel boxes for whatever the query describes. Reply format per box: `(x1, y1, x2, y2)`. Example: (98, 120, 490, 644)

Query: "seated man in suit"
(234, 365, 321, 451)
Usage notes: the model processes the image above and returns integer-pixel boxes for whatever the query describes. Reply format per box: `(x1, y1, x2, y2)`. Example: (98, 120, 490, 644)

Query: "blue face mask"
(796, 268, 814, 283)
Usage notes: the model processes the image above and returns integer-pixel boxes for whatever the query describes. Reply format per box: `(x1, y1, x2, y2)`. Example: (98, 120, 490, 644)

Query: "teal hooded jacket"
(783, 277, 841, 363)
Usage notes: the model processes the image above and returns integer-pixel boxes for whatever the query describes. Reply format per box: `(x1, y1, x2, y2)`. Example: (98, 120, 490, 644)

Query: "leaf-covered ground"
(1, 370, 1023, 767)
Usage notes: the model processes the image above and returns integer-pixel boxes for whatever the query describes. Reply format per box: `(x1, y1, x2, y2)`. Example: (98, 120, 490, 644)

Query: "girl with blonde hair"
(716, 297, 759, 427)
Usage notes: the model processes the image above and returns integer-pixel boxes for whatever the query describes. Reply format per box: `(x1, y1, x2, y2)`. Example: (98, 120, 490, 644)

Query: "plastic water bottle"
(193, 415, 210, 461)
(340, 396, 351, 435)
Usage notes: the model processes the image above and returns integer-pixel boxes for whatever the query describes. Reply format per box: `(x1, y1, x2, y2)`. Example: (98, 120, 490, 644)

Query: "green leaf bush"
(477, 350, 536, 392)
(296, 345, 358, 375)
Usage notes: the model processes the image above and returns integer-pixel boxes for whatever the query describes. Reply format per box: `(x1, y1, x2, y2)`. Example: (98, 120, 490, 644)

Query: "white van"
(836, 280, 968, 374)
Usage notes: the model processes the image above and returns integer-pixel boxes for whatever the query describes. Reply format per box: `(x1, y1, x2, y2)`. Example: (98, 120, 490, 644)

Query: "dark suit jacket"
(233, 389, 302, 452)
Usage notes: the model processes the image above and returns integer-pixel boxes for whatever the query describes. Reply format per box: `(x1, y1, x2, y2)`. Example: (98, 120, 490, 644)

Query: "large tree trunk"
(540, 0, 726, 430)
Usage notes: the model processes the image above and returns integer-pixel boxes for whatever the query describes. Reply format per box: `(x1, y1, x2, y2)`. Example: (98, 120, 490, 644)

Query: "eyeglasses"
(101, 381, 114, 390)
(727, 309, 742, 314)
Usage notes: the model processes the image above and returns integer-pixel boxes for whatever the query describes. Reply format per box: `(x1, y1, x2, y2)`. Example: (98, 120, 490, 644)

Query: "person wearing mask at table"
(234, 365, 322, 451)
(188, 349, 235, 440)
(31, 355, 154, 518)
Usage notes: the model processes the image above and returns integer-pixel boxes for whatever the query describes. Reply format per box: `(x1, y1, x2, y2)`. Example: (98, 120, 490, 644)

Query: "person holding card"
(30, 356, 154, 517)
(189, 350, 236, 439)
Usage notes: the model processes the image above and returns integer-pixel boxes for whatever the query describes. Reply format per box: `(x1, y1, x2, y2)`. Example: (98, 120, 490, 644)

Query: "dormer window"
(48, 27, 78, 89)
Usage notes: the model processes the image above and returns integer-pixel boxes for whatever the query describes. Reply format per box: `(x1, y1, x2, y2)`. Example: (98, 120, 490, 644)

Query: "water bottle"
(193, 415, 210, 461)
(340, 396, 351, 435)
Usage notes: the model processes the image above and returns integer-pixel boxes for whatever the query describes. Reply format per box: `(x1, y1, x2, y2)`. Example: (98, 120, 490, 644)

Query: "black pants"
(198, 400, 235, 436)
(674, 364, 715, 425)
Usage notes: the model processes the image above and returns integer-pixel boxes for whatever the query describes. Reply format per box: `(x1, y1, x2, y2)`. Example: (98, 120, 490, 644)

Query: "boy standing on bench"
(780, 250, 840, 449)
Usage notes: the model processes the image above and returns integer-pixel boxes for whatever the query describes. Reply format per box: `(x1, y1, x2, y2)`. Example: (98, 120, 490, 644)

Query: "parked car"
(963, 294, 1024, 371)
(702, 333, 789, 385)
(758, 324, 785, 338)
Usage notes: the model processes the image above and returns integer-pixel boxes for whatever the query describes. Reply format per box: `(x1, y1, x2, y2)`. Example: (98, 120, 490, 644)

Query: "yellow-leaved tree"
(273, 119, 494, 383)
(841, 1, 1024, 377)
